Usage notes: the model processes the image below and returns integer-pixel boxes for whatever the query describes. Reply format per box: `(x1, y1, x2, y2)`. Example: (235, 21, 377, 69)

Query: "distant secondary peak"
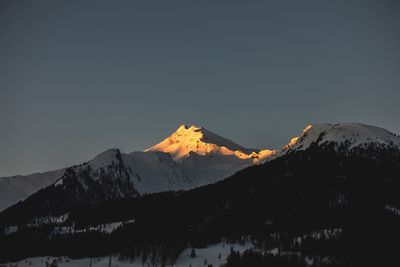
(93, 148, 120, 160)
(89, 148, 122, 170)
(283, 122, 400, 152)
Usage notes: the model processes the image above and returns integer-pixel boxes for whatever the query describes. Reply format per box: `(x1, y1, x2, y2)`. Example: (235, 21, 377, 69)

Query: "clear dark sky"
(1, 0, 399, 177)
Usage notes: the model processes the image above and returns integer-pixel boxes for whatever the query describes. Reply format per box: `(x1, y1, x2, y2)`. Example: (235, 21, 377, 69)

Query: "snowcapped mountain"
(2, 122, 400, 266)
(2, 122, 398, 214)
(53, 125, 277, 197)
(146, 124, 275, 162)
(2, 122, 400, 267)
(0, 124, 277, 212)
(283, 123, 400, 153)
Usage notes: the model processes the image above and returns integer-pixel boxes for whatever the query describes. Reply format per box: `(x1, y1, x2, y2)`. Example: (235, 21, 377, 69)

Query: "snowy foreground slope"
(3, 242, 252, 267)
(0, 125, 277, 212)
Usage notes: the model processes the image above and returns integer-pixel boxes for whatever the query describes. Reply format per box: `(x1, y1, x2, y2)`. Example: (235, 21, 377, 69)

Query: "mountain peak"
(146, 124, 275, 161)
(283, 122, 400, 152)
(176, 124, 202, 131)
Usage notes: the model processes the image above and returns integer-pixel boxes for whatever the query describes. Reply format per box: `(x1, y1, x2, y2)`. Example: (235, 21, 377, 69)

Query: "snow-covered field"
(1, 242, 252, 267)
(174, 242, 251, 267)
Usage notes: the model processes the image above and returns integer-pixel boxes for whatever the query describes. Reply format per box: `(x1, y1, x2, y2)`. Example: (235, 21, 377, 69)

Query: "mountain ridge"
(1, 122, 399, 213)
(0, 124, 277, 212)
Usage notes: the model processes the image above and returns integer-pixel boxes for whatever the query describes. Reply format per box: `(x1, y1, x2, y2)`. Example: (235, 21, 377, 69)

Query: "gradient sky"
(1, 0, 399, 177)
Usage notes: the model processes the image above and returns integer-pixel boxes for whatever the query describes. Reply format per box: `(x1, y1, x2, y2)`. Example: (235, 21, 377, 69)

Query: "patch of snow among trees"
(385, 205, 400, 216)
(52, 220, 135, 235)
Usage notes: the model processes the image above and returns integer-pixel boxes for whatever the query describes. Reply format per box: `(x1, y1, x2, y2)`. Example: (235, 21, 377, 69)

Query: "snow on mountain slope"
(51, 146, 246, 198)
(283, 123, 400, 152)
(87, 148, 122, 173)
(32, 125, 278, 207)
(52, 148, 124, 189)
(146, 124, 276, 162)
(121, 151, 191, 193)
(140, 124, 277, 189)
(0, 169, 64, 211)
(180, 152, 251, 187)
